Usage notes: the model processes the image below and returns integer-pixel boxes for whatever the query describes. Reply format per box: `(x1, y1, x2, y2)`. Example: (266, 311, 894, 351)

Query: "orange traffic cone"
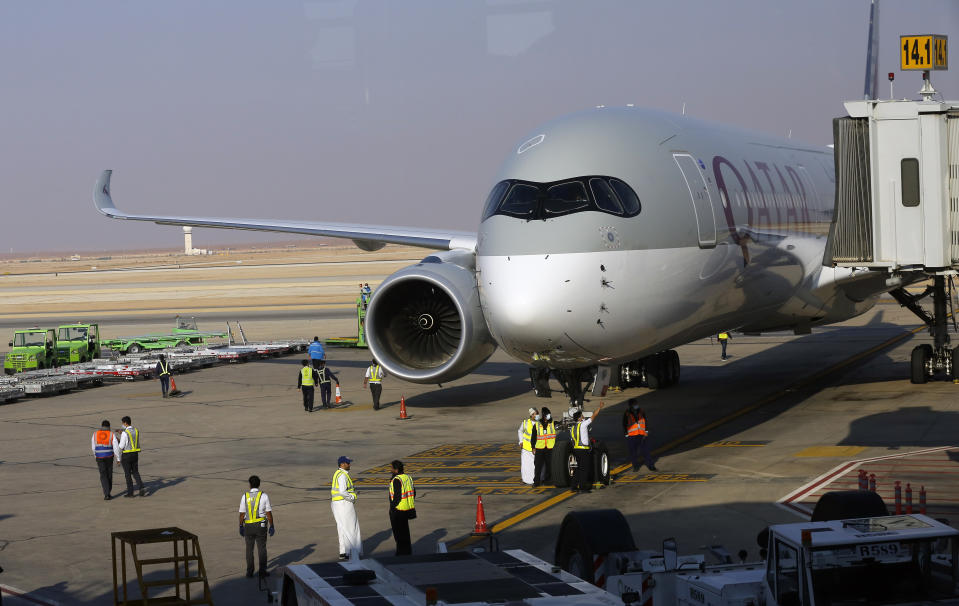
(398, 396, 409, 420)
(169, 377, 181, 397)
(473, 495, 489, 533)
(335, 385, 342, 404)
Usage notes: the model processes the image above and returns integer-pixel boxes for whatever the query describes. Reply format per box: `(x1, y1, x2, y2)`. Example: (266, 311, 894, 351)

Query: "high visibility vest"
(318, 369, 332, 384)
(626, 414, 647, 437)
(122, 427, 141, 453)
(332, 468, 356, 502)
(390, 474, 415, 511)
(534, 421, 556, 449)
(369, 365, 382, 383)
(94, 429, 114, 458)
(158, 360, 170, 376)
(300, 366, 315, 386)
(718, 332, 729, 340)
(244, 491, 265, 524)
(521, 418, 534, 452)
(572, 422, 590, 449)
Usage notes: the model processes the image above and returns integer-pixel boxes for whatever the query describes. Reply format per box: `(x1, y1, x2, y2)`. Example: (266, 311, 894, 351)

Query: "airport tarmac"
(1, 299, 957, 605)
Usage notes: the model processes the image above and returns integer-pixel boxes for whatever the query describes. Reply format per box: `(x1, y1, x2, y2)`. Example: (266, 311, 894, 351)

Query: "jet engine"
(366, 251, 497, 384)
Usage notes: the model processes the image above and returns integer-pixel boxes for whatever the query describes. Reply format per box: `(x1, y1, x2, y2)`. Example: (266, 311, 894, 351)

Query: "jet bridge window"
(481, 176, 642, 221)
(901, 158, 920, 207)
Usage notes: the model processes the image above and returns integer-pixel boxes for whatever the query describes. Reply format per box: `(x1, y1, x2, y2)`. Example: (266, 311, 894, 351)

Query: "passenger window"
(498, 183, 540, 219)
(901, 158, 920, 207)
(776, 541, 801, 606)
(543, 181, 590, 216)
(609, 178, 641, 215)
(590, 178, 624, 215)
(481, 181, 510, 221)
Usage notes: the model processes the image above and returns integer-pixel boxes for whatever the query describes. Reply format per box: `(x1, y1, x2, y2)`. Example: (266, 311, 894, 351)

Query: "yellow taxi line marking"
(456, 324, 927, 548)
(0, 304, 352, 320)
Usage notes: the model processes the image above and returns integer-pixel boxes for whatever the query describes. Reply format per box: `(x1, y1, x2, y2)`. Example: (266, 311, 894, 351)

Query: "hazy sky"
(2, 1, 957, 253)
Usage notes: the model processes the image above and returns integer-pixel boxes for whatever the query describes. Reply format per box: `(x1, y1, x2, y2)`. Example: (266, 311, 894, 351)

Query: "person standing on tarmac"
(518, 408, 538, 485)
(308, 336, 326, 369)
(623, 400, 656, 472)
(92, 420, 121, 500)
(331, 456, 362, 560)
(316, 360, 340, 409)
(297, 360, 321, 412)
(718, 331, 730, 360)
(117, 416, 145, 497)
(238, 475, 274, 578)
(388, 460, 416, 556)
(364, 360, 386, 410)
(533, 407, 555, 486)
(570, 401, 604, 493)
(155, 354, 171, 398)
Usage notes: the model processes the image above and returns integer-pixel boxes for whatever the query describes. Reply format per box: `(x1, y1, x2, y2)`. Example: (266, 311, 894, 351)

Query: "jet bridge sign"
(900, 35, 948, 70)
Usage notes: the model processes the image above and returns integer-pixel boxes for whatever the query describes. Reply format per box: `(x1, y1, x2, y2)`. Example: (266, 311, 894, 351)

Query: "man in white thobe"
(331, 456, 362, 560)
(518, 408, 538, 485)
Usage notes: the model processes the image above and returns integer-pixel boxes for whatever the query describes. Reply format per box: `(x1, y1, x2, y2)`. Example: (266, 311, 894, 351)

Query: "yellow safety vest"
(244, 491, 265, 524)
(332, 468, 356, 502)
(122, 427, 141, 453)
(718, 332, 729, 340)
(572, 421, 590, 449)
(318, 369, 332, 384)
(300, 366, 315, 386)
(521, 418, 534, 452)
(369, 365, 382, 383)
(390, 473, 415, 511)
(158, 360, 170, 376)
(534, 421, 555, 449)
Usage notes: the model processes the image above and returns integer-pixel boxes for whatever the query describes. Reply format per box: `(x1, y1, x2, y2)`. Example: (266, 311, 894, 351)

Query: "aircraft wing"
(93, 170, 477, 252)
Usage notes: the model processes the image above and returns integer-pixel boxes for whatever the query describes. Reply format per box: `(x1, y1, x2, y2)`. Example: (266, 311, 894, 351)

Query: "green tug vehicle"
(4, 328, 58, 374)
(100, 316, 227, 354)
(56, 323, 102, 364)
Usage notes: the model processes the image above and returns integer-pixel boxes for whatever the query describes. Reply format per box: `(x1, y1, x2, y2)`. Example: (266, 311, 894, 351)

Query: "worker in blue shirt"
(308, 336, 325, 370)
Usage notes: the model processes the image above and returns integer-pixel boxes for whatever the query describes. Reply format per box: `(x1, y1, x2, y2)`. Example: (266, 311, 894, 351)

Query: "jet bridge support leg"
(891, 277, 958, 383)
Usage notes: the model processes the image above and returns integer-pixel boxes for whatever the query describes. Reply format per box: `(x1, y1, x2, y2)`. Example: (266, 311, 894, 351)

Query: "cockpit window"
(589, 178, 624, 214)
(481, 176, 641, 221)
(544, 181, 590, 216)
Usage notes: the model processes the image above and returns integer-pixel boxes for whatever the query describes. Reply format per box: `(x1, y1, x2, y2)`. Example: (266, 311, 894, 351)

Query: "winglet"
(93, 170, 120, 217)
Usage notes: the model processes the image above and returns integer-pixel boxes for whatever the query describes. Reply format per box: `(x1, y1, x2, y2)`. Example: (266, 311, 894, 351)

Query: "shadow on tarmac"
(839, 406, 959, 448)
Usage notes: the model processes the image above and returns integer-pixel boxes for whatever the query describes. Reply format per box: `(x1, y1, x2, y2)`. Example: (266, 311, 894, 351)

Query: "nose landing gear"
(619, 350, 680, 390)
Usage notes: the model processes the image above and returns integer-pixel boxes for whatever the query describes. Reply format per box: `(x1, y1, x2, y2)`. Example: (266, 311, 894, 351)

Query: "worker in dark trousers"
(364, 360, 386, 410)
(297, 360, 321, 412)
(91, 420, 120, 500)
(570, 402, 604, 493)
(533, 407, 555, 486)
(308, 336, 325, 369)
(718, 332, 730, 360)
(623, 400, 656, 472)
(155, 354, 171, 398)
(238, 475, 274, 578)
(388, 460, 416, 556)
(316, 360, 340, 409)
(117, 416, 145, 497)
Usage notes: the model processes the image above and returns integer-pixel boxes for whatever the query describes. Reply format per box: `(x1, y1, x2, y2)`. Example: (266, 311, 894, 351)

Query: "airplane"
(93, 2, 942, 405)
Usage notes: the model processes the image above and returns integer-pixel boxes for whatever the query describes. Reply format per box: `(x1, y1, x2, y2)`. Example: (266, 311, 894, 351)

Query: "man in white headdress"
(517, 408, 538, 485)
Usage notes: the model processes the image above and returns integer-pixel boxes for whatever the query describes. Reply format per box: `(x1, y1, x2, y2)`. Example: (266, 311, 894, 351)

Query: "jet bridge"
(826, 81, 959, 383)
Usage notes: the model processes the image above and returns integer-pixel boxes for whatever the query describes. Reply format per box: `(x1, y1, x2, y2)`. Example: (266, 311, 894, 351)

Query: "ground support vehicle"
(100, 317, 226, 354)
(0, 385, 24, 402)
(556, 509, 959, 605)
(269, 548, 621, 606)
(55, 323, 101, 364)
(4, 329, 57, 374)
(324, 295, 369, 348)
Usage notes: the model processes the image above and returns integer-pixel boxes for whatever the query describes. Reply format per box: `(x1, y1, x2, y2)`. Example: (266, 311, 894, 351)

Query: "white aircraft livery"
(94, 104, 899, 405)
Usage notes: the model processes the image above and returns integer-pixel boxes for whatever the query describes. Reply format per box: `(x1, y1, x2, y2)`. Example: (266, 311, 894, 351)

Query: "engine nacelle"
(366, 251, 497, 384)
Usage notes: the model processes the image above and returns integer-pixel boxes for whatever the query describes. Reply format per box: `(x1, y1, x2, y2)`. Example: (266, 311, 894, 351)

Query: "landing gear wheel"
(127, 344, 142, 355)
(551, 440, 573, 487)
(911, 346, 929, 384)
(668, 350, 680, 386)
(644, 356, 661, 390)
(555, 510, 637, 585)
(592, 441, 610, 486)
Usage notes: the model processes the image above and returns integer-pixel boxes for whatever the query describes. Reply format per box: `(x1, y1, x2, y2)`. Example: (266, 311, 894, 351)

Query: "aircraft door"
(673, 153, 717, 248)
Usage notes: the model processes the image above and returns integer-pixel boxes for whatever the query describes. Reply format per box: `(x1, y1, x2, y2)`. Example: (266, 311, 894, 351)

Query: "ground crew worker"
(359, 283, 368, 308)
(363, 360, 386, 410)
(238, 475, 274, 578)
(308, 336, 325, 369)
(316, 360, 340, 409)
(155, 354, 171, 398)
(533, 407, 555, 486)
(297, 359, 321, 412)
(570, 401, 604, 493)
(331, 456, 361, 560)
(623, 400, 656, 472)
(518, 408, 537, 485)
(117, 416, 145, 497)
(388, 460, 416, 556)
(91, 420, 120, 500)
(362, 283, 372, 301)
(718, 331, 730, 360)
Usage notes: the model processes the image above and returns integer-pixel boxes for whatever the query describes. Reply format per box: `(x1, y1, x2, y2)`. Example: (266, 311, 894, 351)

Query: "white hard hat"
(528, 407, 537, 416)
